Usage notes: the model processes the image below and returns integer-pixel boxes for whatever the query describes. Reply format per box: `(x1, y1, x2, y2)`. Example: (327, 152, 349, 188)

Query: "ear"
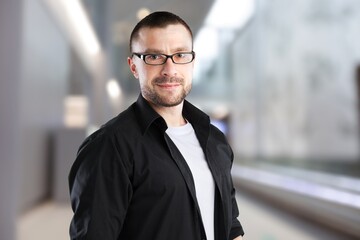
(127, 57, 139, 79)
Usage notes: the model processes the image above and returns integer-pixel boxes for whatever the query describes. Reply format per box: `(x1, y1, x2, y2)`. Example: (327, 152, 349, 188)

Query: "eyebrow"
(142, 47, 192, 54)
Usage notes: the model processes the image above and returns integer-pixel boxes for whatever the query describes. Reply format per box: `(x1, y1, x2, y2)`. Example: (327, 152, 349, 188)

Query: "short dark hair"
(129, 11, 193, 53)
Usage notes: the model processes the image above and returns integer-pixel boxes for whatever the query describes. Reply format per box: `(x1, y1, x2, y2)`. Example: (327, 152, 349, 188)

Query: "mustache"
(154, 77, 183, 84)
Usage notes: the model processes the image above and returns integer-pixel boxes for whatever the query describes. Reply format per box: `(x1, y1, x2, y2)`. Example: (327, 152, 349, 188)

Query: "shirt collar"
(134, 94, 165, 135)
(182, 100, 210, 128)
(182, 100, 211, 149)
(134, 94, 210, 135)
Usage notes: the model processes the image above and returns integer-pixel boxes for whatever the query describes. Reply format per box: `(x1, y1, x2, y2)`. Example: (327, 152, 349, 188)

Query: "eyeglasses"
(132, 51, 195, 65)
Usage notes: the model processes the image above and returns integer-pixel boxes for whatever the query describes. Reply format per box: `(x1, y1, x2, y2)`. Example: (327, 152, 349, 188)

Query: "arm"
(228, 148, 245, 239)
(228, 183, 245, 239)
(69, 135, 132, 239)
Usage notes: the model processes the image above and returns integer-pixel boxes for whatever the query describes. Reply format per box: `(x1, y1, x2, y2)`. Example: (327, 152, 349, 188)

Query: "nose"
(161, 57, 177, 76)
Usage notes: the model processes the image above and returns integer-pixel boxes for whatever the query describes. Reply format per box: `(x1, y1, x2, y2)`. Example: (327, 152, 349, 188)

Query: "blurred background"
(1, 0, 360, 239)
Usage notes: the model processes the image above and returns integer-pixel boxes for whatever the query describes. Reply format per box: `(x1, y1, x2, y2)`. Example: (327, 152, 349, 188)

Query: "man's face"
(128, 24, 194, 107)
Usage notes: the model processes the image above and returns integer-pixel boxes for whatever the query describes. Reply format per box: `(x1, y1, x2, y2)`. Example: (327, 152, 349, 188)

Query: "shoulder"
(69, 105, 140, 180)
(207, 123, 234, 164)
(209, 123, 229, 145)
(77, 104, 139, 156)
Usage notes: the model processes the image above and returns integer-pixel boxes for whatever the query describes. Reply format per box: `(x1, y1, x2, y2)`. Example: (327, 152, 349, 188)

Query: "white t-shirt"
(166, 122, 215, 240)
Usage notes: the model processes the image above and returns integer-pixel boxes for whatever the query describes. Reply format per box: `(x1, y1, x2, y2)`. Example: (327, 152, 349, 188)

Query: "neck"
(150, 101, 186, 127)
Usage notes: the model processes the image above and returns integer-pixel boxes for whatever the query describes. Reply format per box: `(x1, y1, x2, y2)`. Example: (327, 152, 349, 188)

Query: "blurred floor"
(17, 191, 354, 240)
(17, 202, 72, 240)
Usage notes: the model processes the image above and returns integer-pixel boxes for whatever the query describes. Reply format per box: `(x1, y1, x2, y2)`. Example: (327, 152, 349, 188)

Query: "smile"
(156, 83, 181, 88)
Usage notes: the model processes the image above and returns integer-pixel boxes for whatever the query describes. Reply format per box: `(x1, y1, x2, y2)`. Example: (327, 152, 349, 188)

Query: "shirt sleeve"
(68, 133, 133, 240)
(229, 149, 245, 239)
(229, 184, 245, 239)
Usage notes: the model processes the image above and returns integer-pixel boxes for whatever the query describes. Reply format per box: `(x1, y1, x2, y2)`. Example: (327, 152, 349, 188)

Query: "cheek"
(138, 66, 159, 82)
(138, 72, 154, 88)
(184, 68, 193, 84)
(138, 70, 148, 81)
(135, 65, 148, 80)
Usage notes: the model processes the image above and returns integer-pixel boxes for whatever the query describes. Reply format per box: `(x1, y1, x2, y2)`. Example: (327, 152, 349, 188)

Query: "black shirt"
(69, 95, 244, 240)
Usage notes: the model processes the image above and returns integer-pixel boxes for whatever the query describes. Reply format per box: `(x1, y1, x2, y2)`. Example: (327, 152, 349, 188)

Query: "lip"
(156, 83, 181, 89)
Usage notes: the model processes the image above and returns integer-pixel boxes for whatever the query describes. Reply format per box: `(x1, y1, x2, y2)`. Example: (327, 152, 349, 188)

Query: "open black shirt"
(69, 95, 244, 240)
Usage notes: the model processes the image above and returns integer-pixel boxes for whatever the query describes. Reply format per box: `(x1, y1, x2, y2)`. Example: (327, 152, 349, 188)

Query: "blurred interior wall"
(1, 0, 71, 238)
(18, 0, 70, 211)
(44, 0, 113, 126)
(0, 1, 23, 239)
(231, 0, 360, 161)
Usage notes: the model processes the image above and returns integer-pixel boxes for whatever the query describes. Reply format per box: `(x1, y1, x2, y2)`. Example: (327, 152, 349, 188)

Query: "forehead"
(132, 24, 193, 52)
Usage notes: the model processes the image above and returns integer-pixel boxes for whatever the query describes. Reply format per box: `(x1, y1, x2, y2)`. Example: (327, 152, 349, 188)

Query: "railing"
(232, 163, 360, 238)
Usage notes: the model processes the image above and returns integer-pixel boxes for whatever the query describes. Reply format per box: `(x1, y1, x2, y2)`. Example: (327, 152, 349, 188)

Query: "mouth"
(154, 77, 183, 90)
(156, 83, 181, 89)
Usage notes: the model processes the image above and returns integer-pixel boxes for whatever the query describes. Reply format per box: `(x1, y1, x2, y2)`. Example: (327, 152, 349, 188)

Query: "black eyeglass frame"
(132, 51, 195, 65)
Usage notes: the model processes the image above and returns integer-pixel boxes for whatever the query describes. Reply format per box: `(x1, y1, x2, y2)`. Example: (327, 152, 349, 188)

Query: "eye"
(175, 53, 187, 58)
(147, 54, 162, 60)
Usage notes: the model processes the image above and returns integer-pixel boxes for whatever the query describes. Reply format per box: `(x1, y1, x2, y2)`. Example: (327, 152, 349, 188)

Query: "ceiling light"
(205, 0, 255, 29)
(137, 8, 151, 20)
(62, 0, 100, 55)
(106, 79, 122, 99)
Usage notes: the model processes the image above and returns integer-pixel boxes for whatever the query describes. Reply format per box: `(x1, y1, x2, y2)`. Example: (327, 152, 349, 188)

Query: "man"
(69, 11, 244, 240)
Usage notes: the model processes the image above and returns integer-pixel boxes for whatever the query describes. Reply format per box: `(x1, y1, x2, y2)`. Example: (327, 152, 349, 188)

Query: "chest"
(130, 132, 190, 199)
